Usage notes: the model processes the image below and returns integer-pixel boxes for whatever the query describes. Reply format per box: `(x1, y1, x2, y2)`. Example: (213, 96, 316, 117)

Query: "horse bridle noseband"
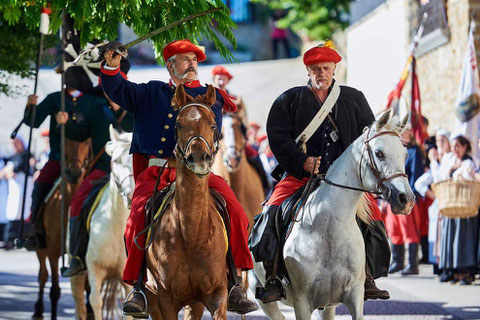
(322, 128, 407, 199)
(174, 102, 219, 173)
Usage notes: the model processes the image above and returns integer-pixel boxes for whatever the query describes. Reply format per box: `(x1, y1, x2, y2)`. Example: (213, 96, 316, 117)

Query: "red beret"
(212, 65, 233, 80)
(163, 39, 206, 62)
(303, 45, 342, 66)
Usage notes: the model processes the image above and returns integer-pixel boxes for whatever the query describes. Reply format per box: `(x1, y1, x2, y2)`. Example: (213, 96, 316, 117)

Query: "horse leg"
(292, 297, 313, 320)
(203, 287, 228, 320)
(183, 303, 204, 320)
(33, 250, 48, 319)
(88, 266, 106, 320)
(343, 286, 365, 320)
(241, 271, 249, 320)
(70, 272, 88, 320)
(256, 300, 285, 320)
(145, 288, 162, 320)
(48, 256, 61, 320)
(320, 307, 335, 320)
(157, 294, 180, 320)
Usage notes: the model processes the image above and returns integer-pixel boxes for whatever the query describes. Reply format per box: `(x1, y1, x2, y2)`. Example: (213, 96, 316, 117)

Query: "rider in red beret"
(101, 39, 257, 318)
(250, 41, 392, 303)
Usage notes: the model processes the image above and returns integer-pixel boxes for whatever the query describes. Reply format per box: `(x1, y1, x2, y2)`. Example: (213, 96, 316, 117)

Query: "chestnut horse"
(33, 138, 91, 320)
(212, 114, 264, 234)
(145, 85, 229, 320)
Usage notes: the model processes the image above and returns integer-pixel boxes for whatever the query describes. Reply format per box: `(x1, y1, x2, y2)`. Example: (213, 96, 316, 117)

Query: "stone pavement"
(0, 249, 479, 319)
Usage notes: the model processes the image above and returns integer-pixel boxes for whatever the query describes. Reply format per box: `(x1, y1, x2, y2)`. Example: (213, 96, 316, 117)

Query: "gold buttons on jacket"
(167, 113, 173, 118)
(161, 137, 166, 142)
(158, 150, 163, 155)
(164, 125, 169, 129)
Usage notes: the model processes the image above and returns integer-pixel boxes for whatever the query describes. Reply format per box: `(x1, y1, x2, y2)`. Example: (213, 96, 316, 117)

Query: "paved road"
(0, 249, 479, 319)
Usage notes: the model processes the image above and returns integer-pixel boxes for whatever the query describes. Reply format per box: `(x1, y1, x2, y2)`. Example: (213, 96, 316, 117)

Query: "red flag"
(410, 57, 426, 145)
(386, 55, 412, 110)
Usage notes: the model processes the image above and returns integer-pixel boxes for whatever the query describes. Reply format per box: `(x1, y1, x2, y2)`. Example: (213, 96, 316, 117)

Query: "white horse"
(71, 126, 134, 320)
(251, 111, 416, 320)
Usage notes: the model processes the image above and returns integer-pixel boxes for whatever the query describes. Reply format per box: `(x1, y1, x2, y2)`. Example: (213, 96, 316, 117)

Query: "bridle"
(322, 127, 407, 199)
(221, 114, 247, 167)
(174, 102, 219, 173)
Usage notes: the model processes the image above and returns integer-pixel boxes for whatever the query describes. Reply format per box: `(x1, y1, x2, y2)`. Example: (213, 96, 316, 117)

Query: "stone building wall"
(414, 0, 471, 133)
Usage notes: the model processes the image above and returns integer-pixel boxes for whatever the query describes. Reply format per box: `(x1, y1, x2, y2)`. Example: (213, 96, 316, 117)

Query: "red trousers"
(36, 159, 60, 183)
(385, 202, 420, 245)
(70, 169, 108, 218)
(123, 165, 253, 284)
(266, 175, 383, 220)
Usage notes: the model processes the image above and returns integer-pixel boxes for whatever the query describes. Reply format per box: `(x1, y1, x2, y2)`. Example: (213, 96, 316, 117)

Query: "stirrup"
(123, 289, 149, 319)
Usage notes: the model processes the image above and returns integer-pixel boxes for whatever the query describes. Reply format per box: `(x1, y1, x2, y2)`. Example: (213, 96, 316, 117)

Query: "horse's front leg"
(203, 286, 228, 320)
(70, 272, 88, 320)
(33, 250, 48, 319)
(343, 285, 365, 320)
(183, 303, 204, 320)
(48, 255, 61, 320)
(292, 296, 313, 320)
(87, 266, 106, 320)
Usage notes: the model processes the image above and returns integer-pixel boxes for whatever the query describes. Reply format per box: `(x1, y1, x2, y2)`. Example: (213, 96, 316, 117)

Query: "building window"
(415, 0, 450, 56)
(223, 0, 252, 23)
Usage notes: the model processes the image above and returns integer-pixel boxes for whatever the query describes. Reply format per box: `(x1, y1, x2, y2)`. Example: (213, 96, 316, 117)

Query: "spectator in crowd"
(436, 135, 479, 284)
(385, 123, 425, 275)
(0, 136, 33, 249)
(270, 9, 291, 59)
(414, 128, 451, 273)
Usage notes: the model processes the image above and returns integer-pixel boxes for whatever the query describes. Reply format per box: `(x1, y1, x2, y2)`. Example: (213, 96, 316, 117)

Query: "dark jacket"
(267, 83, 375, 180)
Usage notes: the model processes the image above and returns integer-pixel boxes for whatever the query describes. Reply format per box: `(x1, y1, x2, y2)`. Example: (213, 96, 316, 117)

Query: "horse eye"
(212, 125, 217, 130)
(375, 150, 385, 159)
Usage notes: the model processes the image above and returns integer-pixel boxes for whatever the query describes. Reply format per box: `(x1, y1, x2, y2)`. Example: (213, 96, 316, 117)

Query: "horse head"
(356, 109, 415, 215)
(105, 125, 134, 209)
(221, 114, 247, 171)
(172, 84, 219, 177)
(64, 139, 91, 184)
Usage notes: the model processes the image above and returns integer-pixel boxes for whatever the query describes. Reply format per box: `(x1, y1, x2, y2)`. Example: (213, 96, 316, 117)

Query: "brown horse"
(212, 114, 264, 234)
(33, 138, 91, 320)
(146, 85, 229, 320)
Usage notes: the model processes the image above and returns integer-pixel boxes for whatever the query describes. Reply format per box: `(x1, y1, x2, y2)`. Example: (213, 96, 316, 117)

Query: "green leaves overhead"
(0, 0, 237, 63)
(254, 0, 350, 40)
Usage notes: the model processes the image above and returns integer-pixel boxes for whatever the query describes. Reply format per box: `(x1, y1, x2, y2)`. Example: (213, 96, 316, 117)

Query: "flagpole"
(59, 10, 68, 273)
(15, 7, 49, 248)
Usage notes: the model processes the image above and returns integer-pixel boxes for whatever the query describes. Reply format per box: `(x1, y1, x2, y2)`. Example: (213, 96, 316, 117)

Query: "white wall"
(0, 58, 307, 155)
(346, 0, 409, 115)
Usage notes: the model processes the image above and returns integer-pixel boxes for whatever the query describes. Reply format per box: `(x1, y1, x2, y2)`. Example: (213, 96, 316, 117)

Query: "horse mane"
(356, 194, 372, 225)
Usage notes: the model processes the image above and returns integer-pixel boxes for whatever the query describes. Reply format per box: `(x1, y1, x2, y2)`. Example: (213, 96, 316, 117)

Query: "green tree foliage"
(0, 15, 59, 97)
(0, 0, 237, 96)
(255, 0, 350, 40)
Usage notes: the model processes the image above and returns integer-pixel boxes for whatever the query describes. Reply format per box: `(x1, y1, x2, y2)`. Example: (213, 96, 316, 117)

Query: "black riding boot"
(123, 260, 149, 319)
(401, 243, 419, 275)
(226, 248, 258, 314)
(18, 182, 53, 250)
(61, 216, 88, 277)
(261, 255, 285, 303)
(419, 236, 429, 264)
(388, 244, 405, 274)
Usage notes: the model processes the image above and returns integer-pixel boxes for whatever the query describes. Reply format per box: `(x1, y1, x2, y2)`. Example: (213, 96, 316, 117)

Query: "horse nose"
(186, 154, 195, 164)
(397, 192, 408, 206)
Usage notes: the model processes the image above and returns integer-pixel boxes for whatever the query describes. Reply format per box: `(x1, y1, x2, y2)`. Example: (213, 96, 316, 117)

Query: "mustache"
(184, 67, 197, 74)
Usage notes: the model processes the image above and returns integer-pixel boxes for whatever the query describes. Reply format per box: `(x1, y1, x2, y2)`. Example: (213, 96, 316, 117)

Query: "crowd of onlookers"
(382, 117, 480, 285)
(0, 131, 49, 249)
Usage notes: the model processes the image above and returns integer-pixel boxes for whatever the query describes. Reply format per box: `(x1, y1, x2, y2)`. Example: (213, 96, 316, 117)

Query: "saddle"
(80, 175, 110, 233)
(140, 183, 231, 250)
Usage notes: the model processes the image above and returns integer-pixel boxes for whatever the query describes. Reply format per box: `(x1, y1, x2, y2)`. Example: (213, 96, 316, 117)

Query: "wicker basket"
(431, 178, 480, 218)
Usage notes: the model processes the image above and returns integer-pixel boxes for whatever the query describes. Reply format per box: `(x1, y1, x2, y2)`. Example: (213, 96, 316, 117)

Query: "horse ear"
(375, 109, 392, 130)
(204, 84, 217, 106)
(105, 141, 115, 156)
(172, 84, 187, 110)
(399, 112, 410, 132)
(109, 124, 120, 143)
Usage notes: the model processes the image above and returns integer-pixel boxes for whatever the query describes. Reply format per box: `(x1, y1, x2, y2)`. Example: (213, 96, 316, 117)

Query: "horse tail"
(102, 277, 125, 319)
(356, 194, 373, 225)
